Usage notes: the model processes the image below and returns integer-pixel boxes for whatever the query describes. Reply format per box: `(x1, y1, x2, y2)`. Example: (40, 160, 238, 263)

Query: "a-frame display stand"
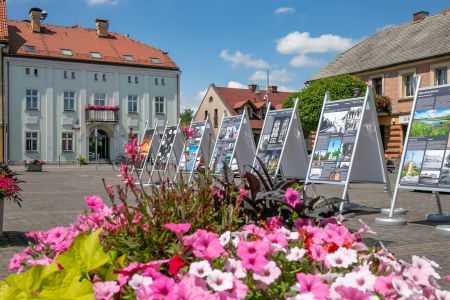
(133, 121, 161, 181)
(209, 109, 255, 177)
(252, 98, 309, 180)
(305, 88, 392, 211)
(376, 77, 450, 232)
(176, 115, 215, 184)
(145, 119, 184, 187)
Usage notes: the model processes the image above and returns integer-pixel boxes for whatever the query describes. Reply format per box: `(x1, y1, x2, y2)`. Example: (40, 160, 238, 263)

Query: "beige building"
(194, 84, 292, 141)
(0, 0, 7, 161)
(311, 9, 450, 159)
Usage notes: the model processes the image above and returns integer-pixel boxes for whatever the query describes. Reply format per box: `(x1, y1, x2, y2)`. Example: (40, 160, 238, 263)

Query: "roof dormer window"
(151, 57, 161, 64)
(123, 55, 134, 61)
(90, 52, 102, 59)
(61, 49, 73, 56)
(24, 45, 36, 53)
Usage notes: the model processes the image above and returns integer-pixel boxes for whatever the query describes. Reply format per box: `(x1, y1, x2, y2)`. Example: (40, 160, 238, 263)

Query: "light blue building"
(4, 8, 180, 164)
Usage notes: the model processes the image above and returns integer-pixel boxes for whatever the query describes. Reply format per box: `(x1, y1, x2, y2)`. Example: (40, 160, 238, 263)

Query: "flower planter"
(25, 164, 42, 172)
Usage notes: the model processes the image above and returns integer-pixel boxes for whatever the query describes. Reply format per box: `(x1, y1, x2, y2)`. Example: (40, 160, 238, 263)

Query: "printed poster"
(210, 116, 241, 175)
(178, 121, 205, 172)
(154, 126, 178, 171)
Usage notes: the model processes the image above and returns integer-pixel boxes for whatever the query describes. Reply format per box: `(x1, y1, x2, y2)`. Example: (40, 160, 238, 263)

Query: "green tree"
(180, 108, 194, 126)
(283, 75, 367, 136)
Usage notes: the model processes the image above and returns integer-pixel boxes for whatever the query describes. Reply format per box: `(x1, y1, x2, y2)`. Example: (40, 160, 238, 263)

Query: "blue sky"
(6, 0, 450, 110)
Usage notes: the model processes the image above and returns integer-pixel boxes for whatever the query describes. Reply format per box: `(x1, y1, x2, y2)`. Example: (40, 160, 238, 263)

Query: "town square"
(0, 0, 449, 299)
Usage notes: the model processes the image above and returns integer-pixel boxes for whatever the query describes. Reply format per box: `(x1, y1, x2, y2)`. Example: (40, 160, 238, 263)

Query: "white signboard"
(252, 99, 309, 180)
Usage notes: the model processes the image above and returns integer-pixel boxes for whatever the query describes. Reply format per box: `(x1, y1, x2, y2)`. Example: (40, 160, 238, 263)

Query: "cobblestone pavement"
(0, 166, 449, 289)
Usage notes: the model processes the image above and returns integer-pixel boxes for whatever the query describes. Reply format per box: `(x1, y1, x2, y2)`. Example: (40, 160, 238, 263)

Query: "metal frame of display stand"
(133, 121, 161, 181)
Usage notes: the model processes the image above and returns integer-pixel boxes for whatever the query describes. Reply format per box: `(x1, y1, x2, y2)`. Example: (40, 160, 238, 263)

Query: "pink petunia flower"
(164, 223, 191, 238)
(85, 195, 105, 211)
(44, 226, 68, 245)
(93, 281, 120, 300)
(285, 188, 301, 208)
(373, 274, 401, 296)
(224, 258, 247, 279)
(239, 188, 248, 197)
(187, 230, 225, 260)
(217, 278, 248, 300)
(253, 261, 281, 285)
(237, 240, 270, 258)
(296, 273, 330, 300)
(150, 277, 178, 300)
(241, 224, 267, 238)
(333, 286, 371, 300)
(241, 254, 269, 273)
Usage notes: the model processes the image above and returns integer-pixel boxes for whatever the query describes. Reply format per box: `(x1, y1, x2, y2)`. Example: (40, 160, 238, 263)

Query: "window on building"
(372, 77, 383, 95)
(64, 91, 75, 111)
(24, 45, 36, 53)
(161, 78, 165, 86)
(123, 55, 134, 61)
(61, 49, 73, 56)
(25, 67, 31, 76)
(102, 74, 107, 81)
(214, 109, 218, 128)
(403, 73, 414, 97)
(127, 76, 132, 83)
(155, 96, 164, 114)
(155, 77, 159, 85)
(71, 71, 76, 79)
(34, 68, 38, 77)
(94, 93, 106, 106)
(94, 73, 98, 81)
(90, 52, 102, 59)
(204, 110, 208, 120)
(135, 76, 139, 84)
(208, 96, 213, 102)
(25, 131, 38, 152)
(62, 132, 74, 152)
(151, 57, 161, 64)
(436, 68, 448, 85)
(128, 95, 138, 113)
(63, 71, 68, 79)
(26, 89, 38, 110)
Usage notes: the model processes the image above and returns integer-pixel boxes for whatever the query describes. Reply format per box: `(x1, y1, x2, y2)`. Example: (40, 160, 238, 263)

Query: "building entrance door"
(89, 129, 110, 160)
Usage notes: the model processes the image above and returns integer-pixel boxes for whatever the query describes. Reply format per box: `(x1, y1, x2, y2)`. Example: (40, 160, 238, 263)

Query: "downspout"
(176, 72, 180, 119)
(5, 59, 9, 163)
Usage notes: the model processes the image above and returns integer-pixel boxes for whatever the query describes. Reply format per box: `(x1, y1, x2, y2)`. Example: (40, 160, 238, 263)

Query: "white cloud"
(197, 89, 208, 101)
(274, 7, 295, 15)
(276, 31, 356, 68)
(220, 49, 269, 69)
(86, 0, 119, 6)
(277, 85, 297, 92)
(227, 81, 247, 89)
(250, 69, 295, 83)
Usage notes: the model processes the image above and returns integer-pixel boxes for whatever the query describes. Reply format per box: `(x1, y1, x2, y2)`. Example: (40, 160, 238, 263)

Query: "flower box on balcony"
(84, 105, 120, 111)
(85, 106, 120, 123)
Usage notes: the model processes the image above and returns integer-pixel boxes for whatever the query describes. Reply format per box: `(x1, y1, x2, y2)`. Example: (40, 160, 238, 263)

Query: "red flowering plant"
(0, 163, 23, 206)
(23, 159, 45, 166)
(375, 95, 391, 112)
(84, 105, 120, 111)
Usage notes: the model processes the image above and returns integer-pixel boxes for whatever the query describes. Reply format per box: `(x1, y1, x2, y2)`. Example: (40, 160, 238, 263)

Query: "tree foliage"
(180, 108, 194, 126)
(282, 75, 367, 136)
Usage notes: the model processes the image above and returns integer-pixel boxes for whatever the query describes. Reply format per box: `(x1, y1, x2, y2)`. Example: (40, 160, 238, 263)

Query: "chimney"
(413, 11, 429, 22)
(96, 19, 109, 38)
(248, 84, 257, 92)
(268, 85, 278, 93)
(29, 8, 43, 33)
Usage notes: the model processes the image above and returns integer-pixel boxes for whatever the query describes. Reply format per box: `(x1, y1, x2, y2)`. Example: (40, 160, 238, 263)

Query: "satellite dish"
(41, 11, 48, 21)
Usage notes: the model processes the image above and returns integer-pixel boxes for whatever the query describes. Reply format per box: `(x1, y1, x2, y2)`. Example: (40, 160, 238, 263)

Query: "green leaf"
(0, 282, 28, 300)
(5, 263, 58, 294)
(37, 268, 94, 299)
(57, 229, 110, 273)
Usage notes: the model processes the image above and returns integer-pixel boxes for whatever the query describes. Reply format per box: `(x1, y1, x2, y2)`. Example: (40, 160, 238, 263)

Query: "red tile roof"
(250, 120, 264, 129)
(0, 1, 8, 43)
(7, 20, 178, 70)
(213, 85, 291, 114)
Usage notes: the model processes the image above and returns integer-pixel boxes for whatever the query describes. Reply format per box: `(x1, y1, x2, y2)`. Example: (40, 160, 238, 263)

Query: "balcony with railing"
(85, 106, 120, 123)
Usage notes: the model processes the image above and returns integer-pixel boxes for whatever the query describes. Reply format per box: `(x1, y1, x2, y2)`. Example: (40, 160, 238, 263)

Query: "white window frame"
(93, 93, 107, 106)
(61, 131, 74, 152)
(430, 62, 450, 86)
(127, 75, 132, 83)
(155, 96, 165, 114)
(128, 95, 138, 113)
(398, 68, 416, 99)
(63, 91, 76, 111)
(368, 74, 384, 95)
(25, 89, 39, 110)
(25, 67, 31, 76)
(25, 131, 39, 152)
(61, 49, 73, 56)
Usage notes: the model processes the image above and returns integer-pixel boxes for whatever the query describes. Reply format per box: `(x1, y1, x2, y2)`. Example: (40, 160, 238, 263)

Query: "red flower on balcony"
(84, 105, 120, 111)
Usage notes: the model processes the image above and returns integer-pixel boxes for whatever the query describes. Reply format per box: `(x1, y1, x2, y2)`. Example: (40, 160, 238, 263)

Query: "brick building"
(311, 9, 450, 159)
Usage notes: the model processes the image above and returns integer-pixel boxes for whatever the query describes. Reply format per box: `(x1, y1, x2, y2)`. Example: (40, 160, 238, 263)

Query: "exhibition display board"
(148, 120, 184, 185)
(176, 116, 215, 183)
(385, 78, 450, 225)
(252, 99, 309, 179)
(306, 88, 391, 209)
(209, 110, 255, 176)
(134, 123, 161, 180)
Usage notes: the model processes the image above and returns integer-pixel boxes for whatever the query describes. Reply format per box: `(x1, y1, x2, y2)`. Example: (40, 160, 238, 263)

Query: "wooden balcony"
(85, 108, 119, 123)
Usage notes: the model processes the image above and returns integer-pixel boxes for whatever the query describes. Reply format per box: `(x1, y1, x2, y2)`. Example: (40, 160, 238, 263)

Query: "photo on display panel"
(329, 170, 342, 181)
(262, 149, 282, 175)
(320, 111, 348, 134)
(277, 117, 290, 143)
(258, 135, 270, 153)
(325, 138, 342, 161)
(269, 118, 282, 143)
(400, 150, 425, 184)
(337, 161, 350, 169)
(310, 168, 323, 179)
(439, 149, 450, 185)
(312, 150, 326, 167)
(421, 150, 445, 169)
(344, 106, 363, 133)
(411, 108, 450, 137)
(418, 170, 441, 185)
(339, 143, 354, 161)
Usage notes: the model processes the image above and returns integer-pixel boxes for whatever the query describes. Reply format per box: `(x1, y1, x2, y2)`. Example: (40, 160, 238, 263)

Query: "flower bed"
(1, 138, 449, 299)
(84, 105, 120, 111)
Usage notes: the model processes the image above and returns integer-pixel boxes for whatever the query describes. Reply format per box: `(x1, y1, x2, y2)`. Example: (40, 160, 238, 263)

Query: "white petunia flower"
(219, 231, 231, 246)
(326, 247, 357, 269)
(206, 270, 234, 292)
(286, 247, 307, 262)
(128, 274, 153, 290)
(253, 261, 281, 285)
(224, 258, 246, 279)
(277, 227, 300, 240)
(189, 260, 212, 278)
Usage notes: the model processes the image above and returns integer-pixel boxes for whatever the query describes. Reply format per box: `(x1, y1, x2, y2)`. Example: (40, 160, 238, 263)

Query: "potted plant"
(23, 159, 45, 172)
(375, 95, 391, 113)
(77, 155, 87, 165)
